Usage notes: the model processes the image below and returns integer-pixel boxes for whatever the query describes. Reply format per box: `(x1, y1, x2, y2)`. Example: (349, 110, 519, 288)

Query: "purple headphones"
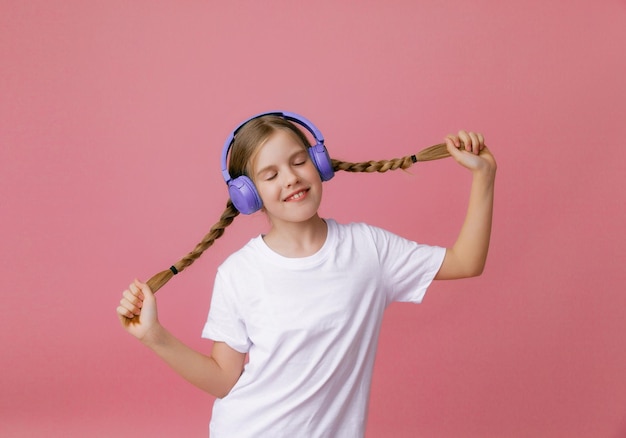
(221, 111, 335, 214)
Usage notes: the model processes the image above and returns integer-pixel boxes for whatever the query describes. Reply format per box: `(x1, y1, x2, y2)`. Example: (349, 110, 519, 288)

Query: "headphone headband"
(220, 111, 325, 183)
(220, 110, 334, 214)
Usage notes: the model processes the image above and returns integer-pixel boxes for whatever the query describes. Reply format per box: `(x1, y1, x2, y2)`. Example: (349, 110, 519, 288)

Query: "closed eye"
(293, 153, 308, 166)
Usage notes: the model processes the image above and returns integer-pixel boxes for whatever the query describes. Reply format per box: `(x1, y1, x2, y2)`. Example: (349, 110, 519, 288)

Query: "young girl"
(117, 111, 496, 437)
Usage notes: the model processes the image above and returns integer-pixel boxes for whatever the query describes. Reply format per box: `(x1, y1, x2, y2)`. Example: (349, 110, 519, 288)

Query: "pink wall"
(2, 1, 625, 436)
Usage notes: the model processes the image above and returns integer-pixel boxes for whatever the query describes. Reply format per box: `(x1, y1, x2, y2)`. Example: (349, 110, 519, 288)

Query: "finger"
(457, 130, 471, 151)
(477, 132, 485, 150)
(128, 282, 145, 301)
(120, 296, 141, 315)
(117, 304, 136, 319)
(134, 279, 152, 298)
(468, 132, 480, 154)
(445, 134, 461, 149)
(445, 137, 465, 160)
(122, 289, 143, 309)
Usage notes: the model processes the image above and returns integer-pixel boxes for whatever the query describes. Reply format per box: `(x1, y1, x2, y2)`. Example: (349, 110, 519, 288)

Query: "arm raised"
(435, 131, 497, 280)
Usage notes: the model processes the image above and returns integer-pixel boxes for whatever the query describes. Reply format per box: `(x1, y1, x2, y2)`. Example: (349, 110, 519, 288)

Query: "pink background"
(2, 1, 626, 437)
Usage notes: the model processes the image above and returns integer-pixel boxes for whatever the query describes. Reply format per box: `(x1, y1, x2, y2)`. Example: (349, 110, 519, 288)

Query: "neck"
(262, 215, 327, 258)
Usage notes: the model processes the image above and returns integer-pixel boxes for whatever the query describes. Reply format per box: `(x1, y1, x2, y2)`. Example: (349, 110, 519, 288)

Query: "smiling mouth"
(284, 189, 308, 202)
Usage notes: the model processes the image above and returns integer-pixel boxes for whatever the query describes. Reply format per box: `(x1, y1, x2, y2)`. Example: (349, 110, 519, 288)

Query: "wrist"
(140, 322, 168, 348)
(472, 162, 496, 183)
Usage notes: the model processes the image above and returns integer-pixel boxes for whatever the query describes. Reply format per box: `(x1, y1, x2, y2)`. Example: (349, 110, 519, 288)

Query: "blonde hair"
(132, 116, 452, 321)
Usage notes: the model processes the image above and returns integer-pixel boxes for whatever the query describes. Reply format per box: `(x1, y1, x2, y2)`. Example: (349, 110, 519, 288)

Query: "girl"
(117, 111, 496, 437)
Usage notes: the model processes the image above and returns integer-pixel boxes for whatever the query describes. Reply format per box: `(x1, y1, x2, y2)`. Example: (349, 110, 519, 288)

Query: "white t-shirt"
(202, 219, 446, 437)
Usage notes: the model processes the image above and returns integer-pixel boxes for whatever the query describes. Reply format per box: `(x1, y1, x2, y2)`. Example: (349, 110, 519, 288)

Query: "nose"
(282, 167, 299, 187)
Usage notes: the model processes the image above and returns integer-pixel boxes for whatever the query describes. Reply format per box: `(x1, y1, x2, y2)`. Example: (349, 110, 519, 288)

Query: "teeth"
(288, 191, 305, 200)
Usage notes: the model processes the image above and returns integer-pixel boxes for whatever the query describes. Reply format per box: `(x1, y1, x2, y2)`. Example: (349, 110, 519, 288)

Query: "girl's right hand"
(117, 279, 159, 341)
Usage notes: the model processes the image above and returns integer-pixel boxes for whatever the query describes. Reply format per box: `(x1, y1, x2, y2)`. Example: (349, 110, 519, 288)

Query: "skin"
(116, 129, 496, 398)
(252, 129, 327, 258)
(435, 130, 497, 279)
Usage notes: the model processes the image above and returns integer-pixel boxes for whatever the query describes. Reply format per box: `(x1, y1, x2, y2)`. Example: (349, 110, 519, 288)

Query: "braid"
(332, 142, 451, 173)
(413, 142, 454, 162)
(332, 156, 415, 173)
(141, 143, 450, 298)
(121, 121, 456, 326)
(145, 199, 240, 294)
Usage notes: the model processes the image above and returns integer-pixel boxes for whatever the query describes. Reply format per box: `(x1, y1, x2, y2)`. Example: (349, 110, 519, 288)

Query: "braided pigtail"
(142, 142, 448, 295)
(145, 199, 240, 294)
(332, 142, 451, 173)
(126, 124, 450, 323)
(122, 200, 239, 324)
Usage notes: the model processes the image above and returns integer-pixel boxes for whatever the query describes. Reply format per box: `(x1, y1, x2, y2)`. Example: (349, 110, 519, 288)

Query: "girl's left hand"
(445, 130, 497, 175)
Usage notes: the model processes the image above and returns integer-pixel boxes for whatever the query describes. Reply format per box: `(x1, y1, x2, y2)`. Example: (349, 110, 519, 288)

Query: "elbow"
(437, 250, 488, 280)
(454, 261, 486, 279)
(209, 383, 235, 399)
(468, 267, 484, 278)
(208, 371, 242, 399)
(213, 390, 230, 399)
(467, 261, 487, 278)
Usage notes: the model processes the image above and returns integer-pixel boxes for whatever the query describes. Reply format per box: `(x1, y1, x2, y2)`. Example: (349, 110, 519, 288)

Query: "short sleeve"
(201, 269, 251, 353)
(370, 225, 446, 305)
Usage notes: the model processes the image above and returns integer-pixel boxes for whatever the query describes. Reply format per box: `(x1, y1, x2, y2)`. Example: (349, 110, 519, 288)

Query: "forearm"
(448, 168, 495, 277)
(141, 324, 239, 398)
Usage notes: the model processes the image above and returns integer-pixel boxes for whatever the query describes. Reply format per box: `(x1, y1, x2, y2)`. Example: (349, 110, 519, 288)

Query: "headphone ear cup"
(308, 143, 335, 182)
(228, 176, 263, 215)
